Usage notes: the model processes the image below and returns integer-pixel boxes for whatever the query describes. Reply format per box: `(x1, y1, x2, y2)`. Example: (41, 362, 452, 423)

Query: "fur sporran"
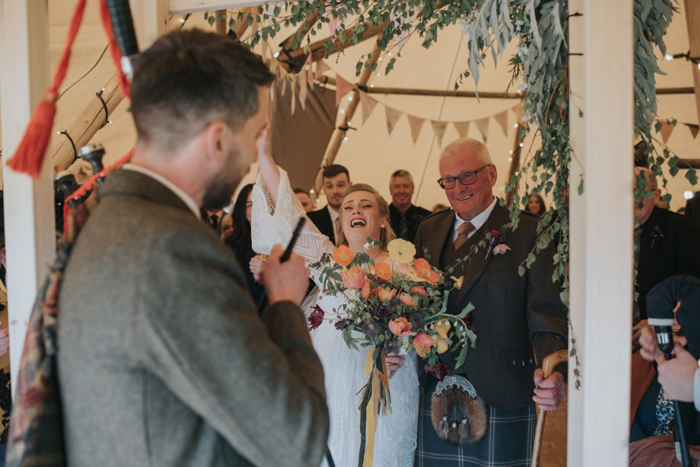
(430, 375, 487, 445)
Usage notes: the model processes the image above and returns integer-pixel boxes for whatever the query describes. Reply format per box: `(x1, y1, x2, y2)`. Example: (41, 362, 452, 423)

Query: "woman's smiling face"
(341, 190, 385, 246)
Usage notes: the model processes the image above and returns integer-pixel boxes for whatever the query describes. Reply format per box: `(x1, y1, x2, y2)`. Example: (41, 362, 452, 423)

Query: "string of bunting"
(655, 119, 699, 143)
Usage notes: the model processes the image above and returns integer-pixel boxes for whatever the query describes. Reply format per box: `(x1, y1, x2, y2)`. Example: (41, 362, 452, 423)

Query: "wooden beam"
(311, 41, 382, 202)
(679, 158, 700, 169)
(278, 13, 318, 51)
(0, 0, 56, 393)
(684, 0, 700, 124)
(131, 0, 170, 50)
(568, 0, 634, 465)
(170, 0, 271, 14)
(656, 86, 696, 95)
(363, 85, 522, 99)
(53, 74, 126, 170)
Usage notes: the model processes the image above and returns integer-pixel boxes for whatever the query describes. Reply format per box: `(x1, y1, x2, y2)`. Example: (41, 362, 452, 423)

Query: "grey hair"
(390, 169, 414, 188)
(441, 137, 493, 166)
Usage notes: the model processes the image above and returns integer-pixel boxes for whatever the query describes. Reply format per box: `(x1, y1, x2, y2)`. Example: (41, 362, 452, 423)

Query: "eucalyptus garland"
(212, 0, 688, 388)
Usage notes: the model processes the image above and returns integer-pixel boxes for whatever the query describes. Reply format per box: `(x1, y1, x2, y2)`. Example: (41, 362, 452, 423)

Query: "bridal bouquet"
(310, 238, 476, 461)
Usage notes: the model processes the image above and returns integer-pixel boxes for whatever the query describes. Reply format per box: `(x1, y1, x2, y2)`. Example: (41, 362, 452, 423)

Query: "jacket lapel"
(455, 202, 511, 303)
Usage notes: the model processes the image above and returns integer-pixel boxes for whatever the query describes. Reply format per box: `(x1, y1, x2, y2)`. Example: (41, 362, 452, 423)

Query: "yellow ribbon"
(362, 348, 388, 467)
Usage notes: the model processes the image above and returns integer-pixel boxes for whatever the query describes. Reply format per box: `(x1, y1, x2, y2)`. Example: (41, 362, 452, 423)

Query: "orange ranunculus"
(413, 333, 436, 357)
(342, 265, 365, 290)
(414, 258, 440, 285)
(411, 286, 428, 296)
(361, 276, 372, 299)
(374, 262, 392, 281)
(334, 245, 354, 267)
(376, 287, 397, 302)
(399, 293, 416, 307)
(389, 317, 415, 337)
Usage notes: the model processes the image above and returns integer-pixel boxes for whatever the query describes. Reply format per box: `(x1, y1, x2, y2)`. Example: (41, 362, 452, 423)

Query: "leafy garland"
(212, 0, 689, 387)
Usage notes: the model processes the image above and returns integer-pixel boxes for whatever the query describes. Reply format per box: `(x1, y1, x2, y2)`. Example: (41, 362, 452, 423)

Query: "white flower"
(363, 242, 371, 251)
(517, 81, 529, 92)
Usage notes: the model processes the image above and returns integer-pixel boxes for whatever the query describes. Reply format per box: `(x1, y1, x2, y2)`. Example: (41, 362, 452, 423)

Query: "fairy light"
(665, 54, 673, 61)
(685, 191, 694, 200)
(370, 84, 375, 88)
(180, 18, 186, 23)
(344, 137, 348, 141)
(274, 51, 280, 58)
(508, 157, 513, 162)
(377, 73, 381, 77)
(509, 150, 514, 154)
(340, 109, 346, 113)
(348, 96, 353, 101)
(514, 124, 519, 128)
(310, 189, 315, 194)
(519, 143, 524, 147)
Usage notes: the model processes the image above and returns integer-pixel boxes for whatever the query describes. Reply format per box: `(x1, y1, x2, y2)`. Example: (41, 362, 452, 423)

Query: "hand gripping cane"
(531, 349, 568, 467)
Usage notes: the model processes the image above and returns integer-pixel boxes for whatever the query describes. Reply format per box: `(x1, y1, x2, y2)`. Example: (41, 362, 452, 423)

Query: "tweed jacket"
(414, 202, 568, 410)
(58, 169, 328, 467)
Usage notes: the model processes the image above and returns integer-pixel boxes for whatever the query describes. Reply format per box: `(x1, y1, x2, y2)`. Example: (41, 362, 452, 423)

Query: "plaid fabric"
(5, 242, 72, 467)
(415, 375, 536, 467)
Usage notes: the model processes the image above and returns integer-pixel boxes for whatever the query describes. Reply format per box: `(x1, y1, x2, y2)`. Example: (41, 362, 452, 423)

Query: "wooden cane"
(531, 349, 569, 467)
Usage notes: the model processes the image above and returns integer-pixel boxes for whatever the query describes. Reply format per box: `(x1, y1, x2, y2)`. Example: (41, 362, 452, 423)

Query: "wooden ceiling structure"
(1, 2, 699, 467)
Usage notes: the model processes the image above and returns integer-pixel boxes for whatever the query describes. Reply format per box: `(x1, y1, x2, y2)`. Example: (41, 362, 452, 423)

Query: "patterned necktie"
(399, 212, 408, 240)
(454, 222, 475, 250)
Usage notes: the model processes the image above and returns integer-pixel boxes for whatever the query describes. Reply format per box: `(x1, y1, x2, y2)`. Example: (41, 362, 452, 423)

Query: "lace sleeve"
(251, 167, 335, 265)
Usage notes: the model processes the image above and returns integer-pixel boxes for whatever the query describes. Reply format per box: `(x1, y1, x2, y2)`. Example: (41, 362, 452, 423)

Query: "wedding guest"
(226, 184, 265, 304)
(57, 29, 328, 467)
(219, 212, 233, 239)
(413, 137, 567, 466)
(388, 169, 430, 242)
(678, 207, 686, 215)
(432, 203, 447, 213)
(686, 191, 700, 233)
(526, 193, 546, 217)
(294, 187, 314, 213)
(656, 200, 670, 210)
(203, 207, 225, 230)
(307, 165, 351, 245)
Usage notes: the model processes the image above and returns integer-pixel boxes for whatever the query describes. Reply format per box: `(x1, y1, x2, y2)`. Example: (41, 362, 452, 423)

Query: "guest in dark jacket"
(226, 184, 265, 304)
(388, 170, 430, 242)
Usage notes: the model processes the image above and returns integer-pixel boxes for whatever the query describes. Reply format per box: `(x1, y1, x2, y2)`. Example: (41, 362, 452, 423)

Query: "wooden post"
(311, 41, 382, 201)
(0, 1, 56, 391)
(131, 0, 169, 50)
(685, 0, 700, 124)
(568, 0, 634, 465)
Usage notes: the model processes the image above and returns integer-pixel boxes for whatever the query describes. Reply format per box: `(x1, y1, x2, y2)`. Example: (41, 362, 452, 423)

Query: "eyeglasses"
(437, 165, 491, 190)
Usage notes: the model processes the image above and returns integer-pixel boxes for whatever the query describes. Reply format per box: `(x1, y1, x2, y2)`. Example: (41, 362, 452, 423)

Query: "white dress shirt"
(122, 164, 201, 219)
(452, 197, 498, 243)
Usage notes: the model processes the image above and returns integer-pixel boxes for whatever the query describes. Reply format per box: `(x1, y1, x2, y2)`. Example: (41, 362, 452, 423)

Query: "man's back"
(58, 170, 328, 466)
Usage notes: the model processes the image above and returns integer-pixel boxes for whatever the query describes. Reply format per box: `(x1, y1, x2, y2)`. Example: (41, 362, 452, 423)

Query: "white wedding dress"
(251, 168, 419, 467)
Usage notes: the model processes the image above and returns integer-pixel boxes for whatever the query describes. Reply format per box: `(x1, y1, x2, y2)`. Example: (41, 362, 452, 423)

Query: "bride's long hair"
(336, 183, 396, 249)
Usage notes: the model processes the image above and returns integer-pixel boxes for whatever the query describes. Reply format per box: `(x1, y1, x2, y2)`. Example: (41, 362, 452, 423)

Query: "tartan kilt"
(414, 375, 536, 467)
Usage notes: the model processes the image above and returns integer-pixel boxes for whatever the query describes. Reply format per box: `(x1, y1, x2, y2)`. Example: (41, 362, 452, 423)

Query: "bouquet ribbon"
(359, 348, 389, 467)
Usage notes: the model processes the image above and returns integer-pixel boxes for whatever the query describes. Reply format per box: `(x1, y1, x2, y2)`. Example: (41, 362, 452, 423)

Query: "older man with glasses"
(413, 137, 568, 467)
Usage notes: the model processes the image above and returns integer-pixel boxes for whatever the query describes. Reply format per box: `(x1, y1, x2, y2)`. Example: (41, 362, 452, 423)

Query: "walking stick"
(531, 349, 568, 467)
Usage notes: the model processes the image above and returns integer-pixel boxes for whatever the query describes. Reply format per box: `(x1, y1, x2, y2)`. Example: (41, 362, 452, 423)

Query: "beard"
(201, 148, 250, 210)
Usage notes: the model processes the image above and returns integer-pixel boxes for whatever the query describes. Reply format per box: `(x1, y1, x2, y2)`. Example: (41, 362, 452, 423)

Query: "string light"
(514, 124, 518, 128)
(509, 150, 514, 154)
(310, 189, 315, 194)
(519, 143, 524, 147)
(340, 109, 346, 113)
(344, 137, 348, 141)
(370, 84, 375, 88)
(388, 52, 392, 56)
(379, 58, 383, 62)
(180, 18, 186, 23)
(664, 51, 700, 68)
(508, 157, 513, 162)
(274, 51, 280, 58)
(685, 191, 694, 200)
(377, 73, 381, 77)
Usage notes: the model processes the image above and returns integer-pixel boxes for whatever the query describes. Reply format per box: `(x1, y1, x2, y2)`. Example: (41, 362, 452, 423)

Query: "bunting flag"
(385, 107, 403, 135)
(392, 7, 421, 53)
(281, 76, 287, 97)
(431, 121, 448, 147)
(494, 110, 509, 136)
(290, 76, 297, 115)
(659, 120, 675, 143)
(475, 117, 490, 142)
(453, 121, 471, 138)
(335, 74, 354, 105)
(306, 55, 315, 91)
(513, 104, 526, 124)
(361, 93, 378, 123)
(316, 60, 330, 76)
(407, 115, 425, 143)
(298, 71, 308, 111)
(261, 41, 273, 64)
(325, 5, 339, 37)
(687, 123, 699, 139)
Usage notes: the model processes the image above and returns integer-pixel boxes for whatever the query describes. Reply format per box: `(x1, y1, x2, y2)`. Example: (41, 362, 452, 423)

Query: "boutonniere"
(650, 225, 664, 248)
(485, 229, 510, 258)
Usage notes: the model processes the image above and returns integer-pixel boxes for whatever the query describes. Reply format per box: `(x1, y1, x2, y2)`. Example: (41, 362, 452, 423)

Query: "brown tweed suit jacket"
(58, 169, 328, 466)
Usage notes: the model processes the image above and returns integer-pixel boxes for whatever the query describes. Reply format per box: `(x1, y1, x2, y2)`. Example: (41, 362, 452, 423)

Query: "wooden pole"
(684, 0, 700, 124)
(568, 0, 634, 464)
(131, 0, 170, 50)
(311, 41, 382, 202)
(53, 74, 125, 170)
(0, 0, 55, 392)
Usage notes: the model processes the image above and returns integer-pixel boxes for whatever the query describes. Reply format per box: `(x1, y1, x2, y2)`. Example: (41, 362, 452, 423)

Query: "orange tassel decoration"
(6, 0, 88, 179)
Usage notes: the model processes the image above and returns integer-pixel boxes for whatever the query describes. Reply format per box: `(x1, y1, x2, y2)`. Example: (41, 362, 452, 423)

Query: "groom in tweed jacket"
(414, 138, 568, 466)
(57, 30, 328, 466)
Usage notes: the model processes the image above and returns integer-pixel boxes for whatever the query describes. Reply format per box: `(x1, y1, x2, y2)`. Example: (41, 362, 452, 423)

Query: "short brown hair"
(293, 187, 310, 196)
(131, 29, 274, 153)
(322, 164, 350, 181)
(390, 169, 414, 188)
(336, 184, 396, 249)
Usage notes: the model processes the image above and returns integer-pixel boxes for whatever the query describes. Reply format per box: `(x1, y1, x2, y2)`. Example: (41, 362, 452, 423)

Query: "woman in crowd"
(225, 184, 265, 305)
(251, 130, 419, 467)
(526, 194, 546, 217)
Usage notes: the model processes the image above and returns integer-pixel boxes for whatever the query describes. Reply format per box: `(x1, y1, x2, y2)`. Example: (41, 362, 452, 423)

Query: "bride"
(251, 134, 419, 467)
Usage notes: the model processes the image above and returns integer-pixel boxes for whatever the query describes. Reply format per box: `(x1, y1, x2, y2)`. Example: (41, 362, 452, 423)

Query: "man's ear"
(202, 121, 229, 166)
(489, 164, 498, 187)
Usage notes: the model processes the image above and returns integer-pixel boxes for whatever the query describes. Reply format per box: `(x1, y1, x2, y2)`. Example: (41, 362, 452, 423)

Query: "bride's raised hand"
(256, 124, 281, 203)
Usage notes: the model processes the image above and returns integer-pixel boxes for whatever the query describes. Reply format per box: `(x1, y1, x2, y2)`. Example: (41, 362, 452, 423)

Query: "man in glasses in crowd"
(413, 137, 568, 466)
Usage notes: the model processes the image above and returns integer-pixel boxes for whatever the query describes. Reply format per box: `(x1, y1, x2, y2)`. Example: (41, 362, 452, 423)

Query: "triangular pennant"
(453, 121, 471, 138)
(361, 93, 378, 123)
(290, 77, 297, 115)
(385, 106, 403, 136)
(281, 76, 287, 97)
(659, 120, 675, 143)
(431, 121, 448, 147)
(494, 110, 509, 136)
(335, 74, 354, 105)
(513, 104, 526, 124)
(298, 71, 308, 111)
(316, 60, 330, 76)
(475, 117, 490, 142)
(408, 115, 425, 144)
(325, 5, 339, 37)
(306, 55, 315, 91)
(687, 123, 699, 139)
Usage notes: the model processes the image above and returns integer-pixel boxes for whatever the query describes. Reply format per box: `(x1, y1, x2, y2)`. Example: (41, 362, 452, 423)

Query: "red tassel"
(6, 97, 57, 178)
(5, 0, 87, 179)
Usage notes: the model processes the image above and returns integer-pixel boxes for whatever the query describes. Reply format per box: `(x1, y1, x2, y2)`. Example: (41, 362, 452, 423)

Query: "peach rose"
(342, 265, 365, 290)
(389, 317, 415, 337)
(413, 333, 436, 357)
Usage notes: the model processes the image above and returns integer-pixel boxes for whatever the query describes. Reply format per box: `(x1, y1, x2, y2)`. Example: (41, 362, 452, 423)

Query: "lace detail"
(251, 168, 418, 467)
